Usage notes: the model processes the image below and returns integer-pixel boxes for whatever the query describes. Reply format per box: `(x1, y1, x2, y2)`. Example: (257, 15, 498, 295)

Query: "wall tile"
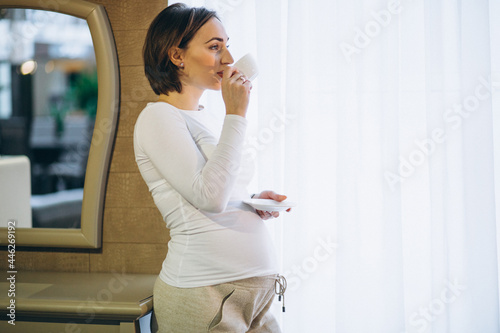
(109, 136, 137, 173)
(115, 29, 148, 67)
(103, 207, 169, 244)
(120, 66, 157, 102)
(0, 251, 89, 272)
(90, 243, 167, 274)
(105, 172, 156, 208)
(116, 100, 147, 137)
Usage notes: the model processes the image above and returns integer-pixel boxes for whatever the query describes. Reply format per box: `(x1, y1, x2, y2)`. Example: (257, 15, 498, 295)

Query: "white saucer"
(243, 199, 296, 212)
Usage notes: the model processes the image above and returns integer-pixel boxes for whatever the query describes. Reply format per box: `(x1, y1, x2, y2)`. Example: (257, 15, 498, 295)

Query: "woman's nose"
(221, 48, 234, 65)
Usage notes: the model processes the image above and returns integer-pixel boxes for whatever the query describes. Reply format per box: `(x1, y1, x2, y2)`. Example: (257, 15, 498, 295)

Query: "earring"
(180, 62, 184, 69)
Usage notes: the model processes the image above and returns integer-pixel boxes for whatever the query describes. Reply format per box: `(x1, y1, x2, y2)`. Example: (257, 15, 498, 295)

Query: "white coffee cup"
(234, 53, 259, 81)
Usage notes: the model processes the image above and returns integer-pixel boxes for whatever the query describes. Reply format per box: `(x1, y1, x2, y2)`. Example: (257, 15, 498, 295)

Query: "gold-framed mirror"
(0, 0, 119, 248)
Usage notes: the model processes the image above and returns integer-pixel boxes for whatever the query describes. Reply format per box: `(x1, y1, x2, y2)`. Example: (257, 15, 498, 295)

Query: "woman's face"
(180, 17, 234, 91)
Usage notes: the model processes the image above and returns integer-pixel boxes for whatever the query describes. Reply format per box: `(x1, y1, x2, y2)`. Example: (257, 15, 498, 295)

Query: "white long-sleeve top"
(133, 102, 278, 288)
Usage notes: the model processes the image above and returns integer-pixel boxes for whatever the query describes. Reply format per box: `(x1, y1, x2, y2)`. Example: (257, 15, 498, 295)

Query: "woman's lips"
(217, 71, 224, 78)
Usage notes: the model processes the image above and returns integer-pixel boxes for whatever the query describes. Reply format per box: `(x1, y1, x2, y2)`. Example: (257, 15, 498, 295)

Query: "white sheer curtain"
(173, 1, 500, 332)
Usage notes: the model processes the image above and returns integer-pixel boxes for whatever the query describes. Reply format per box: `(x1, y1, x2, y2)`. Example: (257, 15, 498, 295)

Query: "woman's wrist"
(226, 108, 247, 118)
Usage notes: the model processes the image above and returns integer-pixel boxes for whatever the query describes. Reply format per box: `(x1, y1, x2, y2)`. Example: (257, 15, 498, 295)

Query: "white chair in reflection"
(0, 155, 32, 228)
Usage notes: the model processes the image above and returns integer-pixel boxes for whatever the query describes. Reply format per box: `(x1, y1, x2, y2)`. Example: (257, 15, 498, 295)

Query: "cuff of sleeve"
(225, 114, 248, 125)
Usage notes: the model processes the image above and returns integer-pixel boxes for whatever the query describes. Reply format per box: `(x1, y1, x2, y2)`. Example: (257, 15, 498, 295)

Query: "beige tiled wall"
(0, 0, 170, 274)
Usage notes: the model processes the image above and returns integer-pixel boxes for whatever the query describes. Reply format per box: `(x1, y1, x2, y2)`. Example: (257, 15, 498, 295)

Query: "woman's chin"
(207, 82, 222, 91)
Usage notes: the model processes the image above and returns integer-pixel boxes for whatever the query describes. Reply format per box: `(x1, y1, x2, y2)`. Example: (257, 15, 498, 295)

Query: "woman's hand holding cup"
(221, 66, 252, 118)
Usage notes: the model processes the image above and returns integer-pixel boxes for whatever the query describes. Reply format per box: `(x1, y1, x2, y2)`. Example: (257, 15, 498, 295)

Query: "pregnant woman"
(134, 3, 289, 332)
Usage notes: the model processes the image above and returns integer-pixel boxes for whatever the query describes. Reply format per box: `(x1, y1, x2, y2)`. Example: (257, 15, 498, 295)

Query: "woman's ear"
(169, 47, 184, 69)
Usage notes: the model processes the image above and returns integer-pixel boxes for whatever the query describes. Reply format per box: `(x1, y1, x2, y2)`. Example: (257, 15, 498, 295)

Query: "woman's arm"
(137, 107, 246, 213)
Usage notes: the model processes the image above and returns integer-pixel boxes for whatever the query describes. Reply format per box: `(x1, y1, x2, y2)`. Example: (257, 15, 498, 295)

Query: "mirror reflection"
(0, 8, 96, 229)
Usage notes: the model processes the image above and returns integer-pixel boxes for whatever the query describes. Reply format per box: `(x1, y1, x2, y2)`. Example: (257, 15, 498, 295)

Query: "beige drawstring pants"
(152, 275, 282, 333)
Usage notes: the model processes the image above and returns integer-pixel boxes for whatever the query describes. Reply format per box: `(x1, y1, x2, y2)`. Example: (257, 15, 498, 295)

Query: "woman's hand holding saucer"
(253, 190, 292, 220)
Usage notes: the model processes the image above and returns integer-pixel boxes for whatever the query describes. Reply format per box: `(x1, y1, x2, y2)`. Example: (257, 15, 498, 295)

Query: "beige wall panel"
(116, 101, 147, 137)
(115, 29, 148, 66)
(121, 65, 157, 102)
(90, 243, 167, 274)
(103, 207, 169, 244)
(0, 251, 89, 272)
(95, 0, 166, 31)
(105, 173, 156, 208)
(109, 137, 137, 173)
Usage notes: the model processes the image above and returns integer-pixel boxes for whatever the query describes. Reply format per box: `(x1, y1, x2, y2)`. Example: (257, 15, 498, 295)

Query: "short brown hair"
(143, 3, 218, 95)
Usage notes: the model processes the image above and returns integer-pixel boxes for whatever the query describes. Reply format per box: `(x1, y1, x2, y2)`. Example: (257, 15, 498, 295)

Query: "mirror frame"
(0, 0, 119, 248)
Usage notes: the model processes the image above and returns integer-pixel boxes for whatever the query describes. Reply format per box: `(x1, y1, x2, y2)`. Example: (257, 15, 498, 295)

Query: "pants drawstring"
(275, 274, 287, 312)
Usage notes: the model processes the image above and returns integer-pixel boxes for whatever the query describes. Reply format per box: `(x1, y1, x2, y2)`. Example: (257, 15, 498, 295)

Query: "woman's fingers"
(222, 67, 251, 117)
(256, 210, 281, 220)
(257, 190, 287, 202)
(276, 194, 287, 202)
(232, 73, 252, 88)
(222, 66, 238, 80)
(223, 67, 248, 85)
(255, 191, 292, 219)
(235, 73, 246, 82)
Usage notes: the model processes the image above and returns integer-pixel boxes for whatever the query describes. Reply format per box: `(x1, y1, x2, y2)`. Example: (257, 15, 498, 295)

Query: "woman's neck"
(158, 86, 204, 111)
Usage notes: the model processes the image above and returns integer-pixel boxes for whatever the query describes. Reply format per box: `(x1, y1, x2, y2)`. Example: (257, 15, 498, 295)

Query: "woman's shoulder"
(136, 102, 184, 126)
(134, 102, 190, 142)
(140, 101, 179, 117)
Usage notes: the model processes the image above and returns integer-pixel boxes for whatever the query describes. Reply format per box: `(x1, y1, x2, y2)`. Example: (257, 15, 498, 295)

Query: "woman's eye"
(209, 44, 229, 51)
